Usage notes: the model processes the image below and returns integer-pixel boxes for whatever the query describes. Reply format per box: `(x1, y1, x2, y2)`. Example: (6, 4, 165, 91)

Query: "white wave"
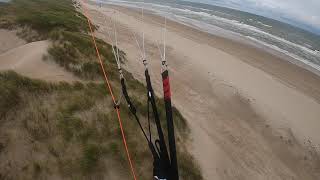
(254, 29, 320, 57)
(101, 0, 318, 57)
(167, 6, 319, 59)
(173, 14, 244, 40)
(175, 8, 213, 17)
(97, 0, 320, 74)
(176, 14, 320, 73)
(246, 36, 320, 73)
(257, 21, 272, 28)
(197, 13, 320, 58)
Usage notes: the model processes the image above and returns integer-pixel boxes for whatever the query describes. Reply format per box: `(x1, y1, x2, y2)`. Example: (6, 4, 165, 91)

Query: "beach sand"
(0, 30, 79, 82)
(84, 2, 320, 179)
(0, 29, 26, 54)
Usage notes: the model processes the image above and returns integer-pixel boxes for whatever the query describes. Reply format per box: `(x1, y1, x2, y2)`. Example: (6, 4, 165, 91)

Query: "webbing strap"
(162, 70, 179, 180)
(120, 77, 168, 179)
(120, 67, 171, 178)
(145, 69, 172, 178)
(121, 78, 149, 141)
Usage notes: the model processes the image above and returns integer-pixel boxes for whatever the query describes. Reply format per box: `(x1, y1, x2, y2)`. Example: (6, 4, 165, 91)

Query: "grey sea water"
(99, 0, 320, 73)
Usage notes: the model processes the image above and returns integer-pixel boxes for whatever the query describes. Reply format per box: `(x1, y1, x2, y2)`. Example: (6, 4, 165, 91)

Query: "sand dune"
(0, 29, 26, 54)
(0, 38, 78, 82)
(82, 2, 320, 180)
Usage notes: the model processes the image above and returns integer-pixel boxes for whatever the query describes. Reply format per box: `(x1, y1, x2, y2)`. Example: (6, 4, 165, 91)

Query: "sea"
(99, 0, 320, 74)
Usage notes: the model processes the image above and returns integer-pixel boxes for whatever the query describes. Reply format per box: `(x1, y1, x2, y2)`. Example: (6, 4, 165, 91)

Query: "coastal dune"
(82, 2, 320, 179)
(0, 29, 26, 54)
(0, 30, 78, 82)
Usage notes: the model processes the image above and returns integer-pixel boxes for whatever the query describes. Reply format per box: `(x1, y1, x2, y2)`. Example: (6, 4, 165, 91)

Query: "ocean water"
(97, 0, 320, 73)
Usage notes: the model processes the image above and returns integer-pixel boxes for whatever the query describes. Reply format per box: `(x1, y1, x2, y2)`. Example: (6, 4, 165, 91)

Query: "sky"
(184, 0, 320, 34)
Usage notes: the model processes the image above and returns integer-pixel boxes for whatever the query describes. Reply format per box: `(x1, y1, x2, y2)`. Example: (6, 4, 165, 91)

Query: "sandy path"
(0, 38, 79, 82)
(82, 2, 320, 180)
(0, 29, 26, 54)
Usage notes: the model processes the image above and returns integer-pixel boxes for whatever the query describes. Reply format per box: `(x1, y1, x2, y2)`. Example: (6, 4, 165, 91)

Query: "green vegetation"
(0, 0, 90, 40)
(0, 0, 202, 179)
(47, 30, 123, 80)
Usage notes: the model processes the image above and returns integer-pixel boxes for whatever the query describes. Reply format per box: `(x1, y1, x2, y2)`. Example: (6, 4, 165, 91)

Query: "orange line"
(116, 109, 137, 179)
(81, 1, 138, 180)
(83, 7, 116, 104)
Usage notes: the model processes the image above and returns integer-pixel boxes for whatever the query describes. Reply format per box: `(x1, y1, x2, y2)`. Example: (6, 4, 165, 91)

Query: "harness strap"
(162, 70, 179, 180)
(120, 75, 169, 179)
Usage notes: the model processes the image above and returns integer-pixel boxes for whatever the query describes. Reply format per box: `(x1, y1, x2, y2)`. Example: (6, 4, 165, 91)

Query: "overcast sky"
(184, 0, 320, 34)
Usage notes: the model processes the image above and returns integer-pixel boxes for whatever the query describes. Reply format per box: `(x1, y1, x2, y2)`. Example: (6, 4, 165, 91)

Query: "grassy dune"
(0, 0, 202, 179)
(0, 0, 89, 40)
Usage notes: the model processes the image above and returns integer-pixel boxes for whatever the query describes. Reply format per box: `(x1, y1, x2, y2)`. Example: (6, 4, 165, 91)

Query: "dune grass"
(0, 0, 90, 38)
(47, 29, 123, 80)
(0, 71, 201, 179)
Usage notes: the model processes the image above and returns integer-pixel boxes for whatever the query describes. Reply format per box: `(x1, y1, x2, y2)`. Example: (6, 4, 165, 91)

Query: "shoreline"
(83, 2, 320, 179)
(98, 1, 320, 78)
(104, 3, 320, 103)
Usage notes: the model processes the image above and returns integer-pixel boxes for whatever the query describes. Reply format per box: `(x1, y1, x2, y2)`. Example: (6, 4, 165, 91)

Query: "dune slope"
(0, 40, 78, 82)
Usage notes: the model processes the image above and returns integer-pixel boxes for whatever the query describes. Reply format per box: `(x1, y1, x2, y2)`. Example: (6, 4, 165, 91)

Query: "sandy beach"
(80, 2, 320, 179)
